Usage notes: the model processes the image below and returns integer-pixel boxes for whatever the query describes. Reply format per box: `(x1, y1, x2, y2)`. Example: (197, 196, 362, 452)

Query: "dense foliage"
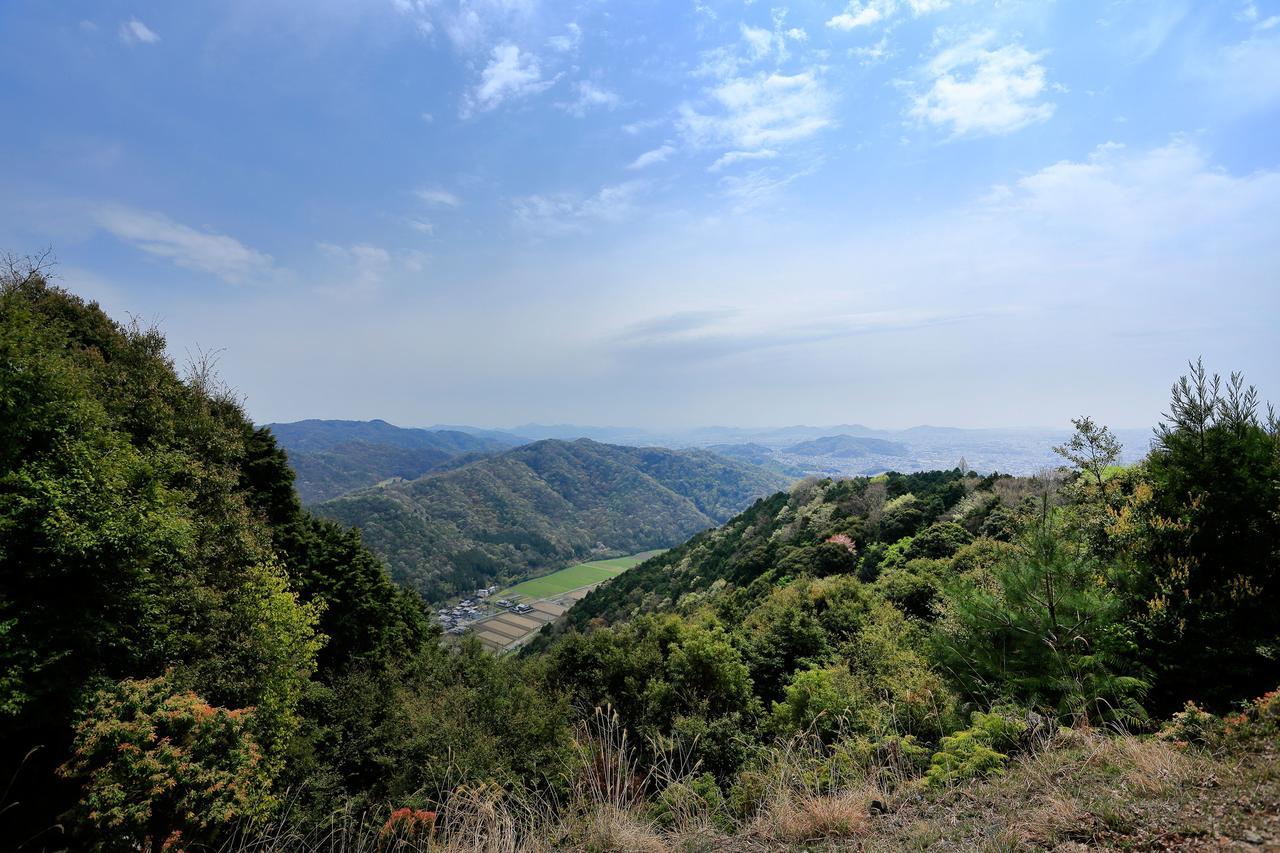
(0, 270, 573, 850)
(315, 438, 791, 601)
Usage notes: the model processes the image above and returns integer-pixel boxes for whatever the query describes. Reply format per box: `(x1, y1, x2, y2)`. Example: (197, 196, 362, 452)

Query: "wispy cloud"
(391, 0, 538, 52)
(463, 43, 556, 117)
(557, 80, 619, 117)
(316, 242, 426, 293)
(977, 139, 1280, 250)
(909, 32, 1054, 137)
(614, 305, 996, 363)
(708, 148, 778, 172)
(718, 164, 818, 212)
(679, 71, 833, 155)
(118, 18, 159, 45)
(827, 0, 948, 31)
(415, 187, 462, 207)
(547, 22, 582, 52)
(627, 144, 676, 170)
(94, 206, 271, 283)
(1194, 30, 1280, 112)
(511, 180, 646, 236)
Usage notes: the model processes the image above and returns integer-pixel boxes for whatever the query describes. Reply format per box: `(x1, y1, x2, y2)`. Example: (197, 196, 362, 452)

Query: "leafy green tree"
(0, 268, 357, 841)
(1053, 416, 1123, 500)
(938, 497, 1148, 725)
(1114, 361, 1280, 711)
(906, 522, 973, 560)
(769, 665, 874, 743)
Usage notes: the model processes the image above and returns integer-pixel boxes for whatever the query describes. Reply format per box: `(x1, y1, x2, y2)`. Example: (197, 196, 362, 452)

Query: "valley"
(432, 551, 663, 651)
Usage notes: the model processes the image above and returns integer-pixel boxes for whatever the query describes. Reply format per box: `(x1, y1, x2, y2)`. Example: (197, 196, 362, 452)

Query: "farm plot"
(498, 550, 663, 600)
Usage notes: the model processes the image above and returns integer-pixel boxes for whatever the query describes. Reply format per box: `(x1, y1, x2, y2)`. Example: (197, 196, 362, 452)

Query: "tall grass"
(223, 707, 1225, 852)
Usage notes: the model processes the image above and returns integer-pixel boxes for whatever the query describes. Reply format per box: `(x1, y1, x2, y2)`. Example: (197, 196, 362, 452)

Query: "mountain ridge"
(314, 437, 792, 600)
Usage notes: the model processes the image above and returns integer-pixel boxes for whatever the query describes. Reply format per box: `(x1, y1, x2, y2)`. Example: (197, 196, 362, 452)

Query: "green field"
(499, 551, 664, 600)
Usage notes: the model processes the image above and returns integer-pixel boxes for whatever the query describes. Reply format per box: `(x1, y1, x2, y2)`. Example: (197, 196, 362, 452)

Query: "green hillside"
(266, 419, 519, 503)
(315, 439, 792, 601)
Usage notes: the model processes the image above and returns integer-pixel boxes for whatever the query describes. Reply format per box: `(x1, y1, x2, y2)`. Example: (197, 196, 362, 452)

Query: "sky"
(1, 0, 1277, 430)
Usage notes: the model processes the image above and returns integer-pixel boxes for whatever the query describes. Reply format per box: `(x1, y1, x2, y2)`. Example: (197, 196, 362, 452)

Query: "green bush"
(924, 711, 1027, 787)
(651, 772, 733, 832)
(58, 674, 272, 851)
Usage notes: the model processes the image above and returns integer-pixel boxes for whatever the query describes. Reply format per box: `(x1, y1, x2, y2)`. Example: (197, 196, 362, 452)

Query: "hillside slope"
(266, 418, 519, 502)
(314, 438, 792, 600)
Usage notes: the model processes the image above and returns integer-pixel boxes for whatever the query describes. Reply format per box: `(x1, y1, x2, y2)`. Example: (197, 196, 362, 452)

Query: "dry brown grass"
(570, 804, 668, 853)
(1016, 790, 1089, 846)
(229, 720, 1280, 852)
(754, 785, 878, 844)
(1102, 735, 1201, 795)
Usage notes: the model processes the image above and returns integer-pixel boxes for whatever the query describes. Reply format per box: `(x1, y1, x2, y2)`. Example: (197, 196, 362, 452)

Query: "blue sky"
(1, 0, 1277, 429)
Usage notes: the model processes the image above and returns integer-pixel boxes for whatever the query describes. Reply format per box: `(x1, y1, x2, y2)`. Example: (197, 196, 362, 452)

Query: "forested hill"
(266, 418, 521, 503)
(314, 438, 793, 601)
(533, 467, 987, 642)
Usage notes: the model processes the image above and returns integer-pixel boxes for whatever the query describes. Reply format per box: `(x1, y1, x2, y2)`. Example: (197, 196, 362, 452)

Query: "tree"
(938, 493, 1148, 726)
(1114, 361, 1280, 711)
(1053, 416, 1122, 503)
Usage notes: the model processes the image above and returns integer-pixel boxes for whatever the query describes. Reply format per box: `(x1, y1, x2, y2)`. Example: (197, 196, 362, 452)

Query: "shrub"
(1158, 701, 1224, 748)
(58, 674, 272, 852)
(924, 710, 1027, 787)
(651, 772, 732, 832)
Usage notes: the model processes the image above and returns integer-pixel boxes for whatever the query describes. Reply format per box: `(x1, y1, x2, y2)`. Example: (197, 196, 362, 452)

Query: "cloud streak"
(94, 206, 272, 283)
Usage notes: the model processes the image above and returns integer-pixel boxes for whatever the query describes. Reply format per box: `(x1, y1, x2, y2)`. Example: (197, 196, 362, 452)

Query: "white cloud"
(679, 70, 833, 152)
(741, 24, 774, 60)
(512, 181, 647, 236)
(317, 242, 426, 292)
(627, 144, 676, 170)
(391, 0, 538, 51)
(415, 187, 461, 207)
(827, 0, 947, 30)
(708, 148, 779, 171)
(118, 18, 159, 45)
(463, 43, 555, 116)
(1196, 31, 1280, 112)
(971, 140, 1280, 263)
(828, 2, 889, 30)
(95, 207, 271, 283)
(407, 218, 435, 235)
(852, 35, 891, 65)
(557, 81, 620, 117)
(623, 118, 665, 135)
(909, 33, 1054, 137)
(547, 22, 582, 52)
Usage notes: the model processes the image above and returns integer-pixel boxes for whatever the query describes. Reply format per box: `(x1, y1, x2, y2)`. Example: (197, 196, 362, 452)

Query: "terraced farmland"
(470, 551, 663, 652)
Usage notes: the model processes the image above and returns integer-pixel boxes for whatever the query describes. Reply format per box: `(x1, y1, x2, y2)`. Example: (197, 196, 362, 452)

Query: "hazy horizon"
(2, 1, 1276, 430)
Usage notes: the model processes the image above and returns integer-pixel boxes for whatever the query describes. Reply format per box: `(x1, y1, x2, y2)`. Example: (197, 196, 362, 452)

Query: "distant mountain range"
(781, 434, 911, 458)
(310, 438, 792, 601)
(266, 419, 521, 503)
(267, 417, 1155, 504)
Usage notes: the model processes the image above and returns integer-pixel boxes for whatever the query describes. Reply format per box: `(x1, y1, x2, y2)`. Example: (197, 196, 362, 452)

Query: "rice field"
(498, 550, 663, 600)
